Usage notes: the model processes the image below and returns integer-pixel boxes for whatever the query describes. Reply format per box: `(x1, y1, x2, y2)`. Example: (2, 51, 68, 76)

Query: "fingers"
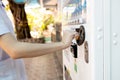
(74, 32, 79, 40)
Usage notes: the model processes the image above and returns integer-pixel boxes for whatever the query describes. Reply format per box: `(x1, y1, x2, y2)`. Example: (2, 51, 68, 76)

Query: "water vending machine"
(61, 0, 120, 80)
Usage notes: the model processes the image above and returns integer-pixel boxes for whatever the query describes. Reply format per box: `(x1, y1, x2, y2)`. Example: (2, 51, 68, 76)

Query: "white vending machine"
(61, 0, 120, 80)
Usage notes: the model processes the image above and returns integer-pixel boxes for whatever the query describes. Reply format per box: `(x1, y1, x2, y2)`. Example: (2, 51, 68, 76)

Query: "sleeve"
(0, 0, 10, 35)
(0, 19, 10, 36)
(0, 6, 10, 35)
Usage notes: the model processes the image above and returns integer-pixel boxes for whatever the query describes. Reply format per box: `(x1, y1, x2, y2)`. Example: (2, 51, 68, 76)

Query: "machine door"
(111, 0, 120, 80)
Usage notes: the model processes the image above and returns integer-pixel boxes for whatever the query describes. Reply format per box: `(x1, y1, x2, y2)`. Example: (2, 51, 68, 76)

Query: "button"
(113, 33, 118, 37)
(113, 40, 118, 45)
(97, 35, 102, 40)
(97, 27, 102, 32)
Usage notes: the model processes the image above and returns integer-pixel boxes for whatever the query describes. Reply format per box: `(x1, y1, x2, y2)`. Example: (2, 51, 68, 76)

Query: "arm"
(0, 31, 74, 59)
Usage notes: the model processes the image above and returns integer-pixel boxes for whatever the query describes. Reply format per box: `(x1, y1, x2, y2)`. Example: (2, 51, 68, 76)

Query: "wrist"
(61, 42, 69, 49)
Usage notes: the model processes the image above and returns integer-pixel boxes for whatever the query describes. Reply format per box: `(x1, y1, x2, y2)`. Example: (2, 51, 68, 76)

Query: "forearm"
(14, 41, 66, 58)
(0, 32, 73, 59)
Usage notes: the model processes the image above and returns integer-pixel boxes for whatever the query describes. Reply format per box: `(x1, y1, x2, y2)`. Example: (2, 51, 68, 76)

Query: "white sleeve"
(0, 19, 10, 36)
(0, 5, 10, 36)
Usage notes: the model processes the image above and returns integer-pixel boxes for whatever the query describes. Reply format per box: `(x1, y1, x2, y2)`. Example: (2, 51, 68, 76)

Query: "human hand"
(62, 30, 76, 48)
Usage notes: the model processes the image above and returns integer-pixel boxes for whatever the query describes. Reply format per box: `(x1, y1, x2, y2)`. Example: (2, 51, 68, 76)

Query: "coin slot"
(84, 41, 89, 63)
(75, 25, 85, 46)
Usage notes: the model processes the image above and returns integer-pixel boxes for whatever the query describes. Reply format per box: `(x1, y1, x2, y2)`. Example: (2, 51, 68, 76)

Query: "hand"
(62, 30, 76, 48)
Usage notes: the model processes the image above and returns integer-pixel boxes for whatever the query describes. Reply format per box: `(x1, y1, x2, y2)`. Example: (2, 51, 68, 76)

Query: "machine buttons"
(97, 27, 103, 40)
(113, 33, 118, 45)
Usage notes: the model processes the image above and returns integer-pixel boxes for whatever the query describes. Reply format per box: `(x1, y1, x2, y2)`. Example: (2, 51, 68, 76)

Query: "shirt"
(0, 1, 27, 80)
